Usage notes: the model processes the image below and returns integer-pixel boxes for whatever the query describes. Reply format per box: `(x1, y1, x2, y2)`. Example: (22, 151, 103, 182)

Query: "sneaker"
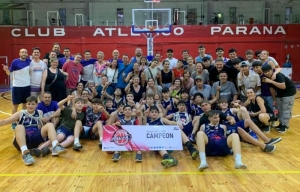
(261, 144, 276, 153)
(249, 131, 259, 140)
(198, 163, 209, 171)
(188, 133, 196, 144)
(278, 125, 287, 133)
(11, 123, 17, 130)
(112, 153, 121, 162)
(29, 148, 41, 157)
(41, 147, 51, 157)
(261, 125, 271, 133)
(161, 157, 178, 168)
(274, 123, 283, 130)
(235, 163, 247, 169)
(188, 147, 199, 160)
(52, 145, 67, 156)
(265, 137, 282, 145)
(135, 153, 143, 162)
(22, 152, 35, 166)
(73, 143, 83, 150)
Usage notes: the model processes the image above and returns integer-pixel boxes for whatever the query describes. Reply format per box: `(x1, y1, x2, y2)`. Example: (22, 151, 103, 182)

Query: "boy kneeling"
(197, 110, 247, 171)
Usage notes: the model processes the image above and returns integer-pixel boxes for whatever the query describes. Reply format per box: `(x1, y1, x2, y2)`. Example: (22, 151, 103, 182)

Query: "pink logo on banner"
(103, 125, 149, 151)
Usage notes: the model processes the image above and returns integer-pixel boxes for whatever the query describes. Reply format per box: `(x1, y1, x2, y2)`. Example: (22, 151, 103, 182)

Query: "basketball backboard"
(132, 8, 172, 33)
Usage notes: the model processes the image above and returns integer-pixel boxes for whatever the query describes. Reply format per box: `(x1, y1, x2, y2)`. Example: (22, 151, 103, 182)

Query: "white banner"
(102, 125, 183, 151)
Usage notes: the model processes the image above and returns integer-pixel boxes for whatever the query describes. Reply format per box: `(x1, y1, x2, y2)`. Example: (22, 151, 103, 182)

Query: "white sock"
(199, 152, 207, 165)
(52, 140, 58, 147)
(100, 137, 103, 141)
(74, 138, 79, 144)
(21, 145, 28, 155)
(235, 154, 243, 165)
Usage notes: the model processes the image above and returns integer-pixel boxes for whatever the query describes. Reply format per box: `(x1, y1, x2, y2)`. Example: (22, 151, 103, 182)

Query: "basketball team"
(0, 43, 296, 171)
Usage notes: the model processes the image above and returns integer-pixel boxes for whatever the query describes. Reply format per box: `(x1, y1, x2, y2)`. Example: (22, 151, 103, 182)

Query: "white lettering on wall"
(211, 27, 221, 35)
(263, 26, 272, 34)
(11, 29, 21, 37)
(173, 27, 184, 36)
(222, 27, 234, 35)
(38, 28, 49, 36)
(236, 26, 247, 35)
(25, 29, 35, 37)
(211, 26, 286, 35)
(274, 26, 286, 34)
(54, 28, 65, 36)
(118, 28, 128, 36)
(105, 28, 116, 36)
(249, 26, 261, 34)
(93, 28, 105, 36)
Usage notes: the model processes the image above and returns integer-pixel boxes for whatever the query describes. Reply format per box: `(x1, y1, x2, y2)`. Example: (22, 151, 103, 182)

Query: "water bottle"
(273, 106, 278, 119)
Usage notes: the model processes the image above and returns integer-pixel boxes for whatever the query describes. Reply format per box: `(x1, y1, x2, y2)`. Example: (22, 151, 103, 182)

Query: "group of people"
(1, 43, 295, 170)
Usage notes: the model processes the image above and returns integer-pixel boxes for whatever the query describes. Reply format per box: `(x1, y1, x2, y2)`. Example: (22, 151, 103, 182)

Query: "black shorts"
(206, 138, 231, 156)
(13, 128, 46, 150)
(12, 86, 31, 105)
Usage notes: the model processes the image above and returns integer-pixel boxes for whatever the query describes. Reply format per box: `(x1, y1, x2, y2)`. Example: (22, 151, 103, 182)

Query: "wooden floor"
(1, 92, 300, 192)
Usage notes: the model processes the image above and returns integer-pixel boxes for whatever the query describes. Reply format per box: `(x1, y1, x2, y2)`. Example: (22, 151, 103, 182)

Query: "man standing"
(238, 61, 261, 101)
(225, 48, 245, 68)
(58, 48, 73, 69)
(117, 54, 133, 94)
(245, 50, 256, 66)
(213, 47, 229, 64)
(164, 49, 178, 70)
(262, 64, 296, 133)
(195, 45, 213, 63)
(62, 53, 83, 95)
(29, 47, 47, 100)
(130, 47, 143, 64)
(43, 43, 64, 61)
(80, 50, 97, 85)
(189, 76, 212, 100)
(181, 50, 189, 66)
(109, 49, 123, 63)
(2, 48, 31, 129)
(209, 58, 233, 85)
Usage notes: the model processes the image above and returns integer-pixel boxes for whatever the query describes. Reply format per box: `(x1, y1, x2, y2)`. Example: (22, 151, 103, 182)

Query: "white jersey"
(29, 60, 47, 87)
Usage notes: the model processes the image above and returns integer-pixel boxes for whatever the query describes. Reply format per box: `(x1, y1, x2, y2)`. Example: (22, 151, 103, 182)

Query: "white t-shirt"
(9, 58, 31, 87)
(238, 70, 261, 95)
(29, 60, 47, 87)
(164, 57, 178, 70)
(105, 67, 118, 83)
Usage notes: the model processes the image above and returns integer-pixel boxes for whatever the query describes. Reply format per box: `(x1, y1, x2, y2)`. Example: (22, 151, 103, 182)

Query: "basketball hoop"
(147, 26, 157, 33)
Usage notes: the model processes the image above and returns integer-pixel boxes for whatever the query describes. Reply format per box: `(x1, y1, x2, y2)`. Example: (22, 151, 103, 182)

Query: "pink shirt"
(62, 61, 83, 89)
(181, 77, 194, 92)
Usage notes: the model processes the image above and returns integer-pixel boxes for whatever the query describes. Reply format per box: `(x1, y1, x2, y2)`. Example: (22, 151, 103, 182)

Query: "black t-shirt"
(199, 111, 228, 127)
(204, 65, 214, 72)
(209, 65, 234, 83)
(130, 85, 145, 103)
(225, 56, 245, 68)
(269, 72, 296, 97)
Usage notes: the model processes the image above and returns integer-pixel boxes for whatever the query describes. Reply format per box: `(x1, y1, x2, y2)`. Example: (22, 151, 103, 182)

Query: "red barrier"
(0, 25, 300, 83)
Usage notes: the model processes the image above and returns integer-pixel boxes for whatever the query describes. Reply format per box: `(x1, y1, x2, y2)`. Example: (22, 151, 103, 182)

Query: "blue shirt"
(116, 62, 133, 89)
(58, 57, 74, 69)
(9, 58, 31, 87)
(36, 101, 59, 117)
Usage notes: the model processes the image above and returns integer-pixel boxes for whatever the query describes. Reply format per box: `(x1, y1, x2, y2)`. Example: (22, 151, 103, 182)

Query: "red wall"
(1, 25, 300, 84)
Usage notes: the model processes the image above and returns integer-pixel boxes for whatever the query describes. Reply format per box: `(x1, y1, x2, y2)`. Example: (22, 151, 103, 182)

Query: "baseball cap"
(261, 64, 272, 72)
(202, 57, 210, 62)
(195, 76, 203, 81)
(240, 61, 250, 67)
